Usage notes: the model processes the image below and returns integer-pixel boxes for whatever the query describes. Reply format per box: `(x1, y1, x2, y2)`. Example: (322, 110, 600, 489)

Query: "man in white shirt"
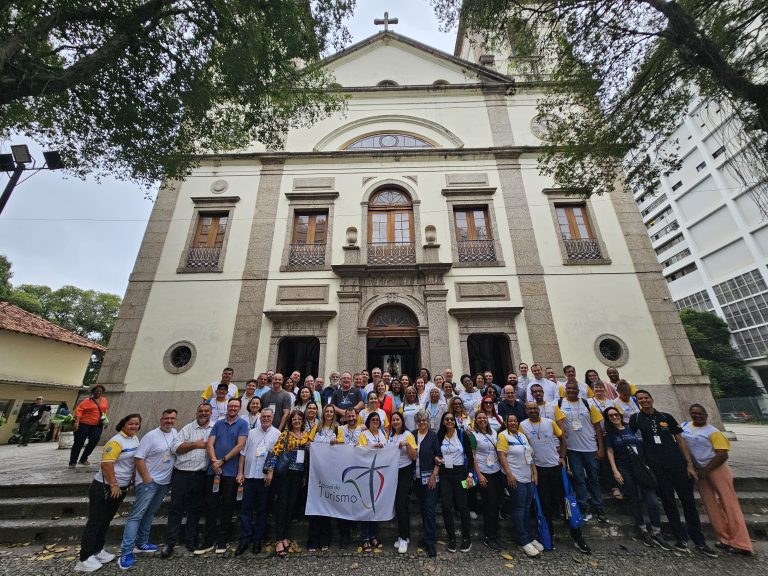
(444, 367, 463, 393)
(201, 367, 239, 402)
(364, 367, 383, 395)
(161, 404, 213, 557)
(119, 409, 179, 570)
(234, 408, 281, 555)
(526, 363, 559, 403)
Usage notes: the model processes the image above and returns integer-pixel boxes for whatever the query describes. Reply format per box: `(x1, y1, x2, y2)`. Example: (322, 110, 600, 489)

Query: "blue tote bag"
(532, 486, 553, 550)
(561, 467, 584, 529)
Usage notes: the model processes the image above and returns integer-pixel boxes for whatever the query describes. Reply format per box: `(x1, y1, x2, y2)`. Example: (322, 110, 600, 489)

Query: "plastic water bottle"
(212, 474, 220, 493)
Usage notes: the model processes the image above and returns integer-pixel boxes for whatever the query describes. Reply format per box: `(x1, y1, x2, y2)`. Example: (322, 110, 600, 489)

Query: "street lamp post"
(0, 144, 64, 216)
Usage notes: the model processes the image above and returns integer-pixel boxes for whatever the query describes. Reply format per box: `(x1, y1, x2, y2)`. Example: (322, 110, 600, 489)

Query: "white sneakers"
(530, 540, 544, 552)
(469, 511, 478, 520)
(74, 556, 102, 572)
(522, 542, 541, 557)
(94, 549, 115, 563)
(394, 538, 409, 554)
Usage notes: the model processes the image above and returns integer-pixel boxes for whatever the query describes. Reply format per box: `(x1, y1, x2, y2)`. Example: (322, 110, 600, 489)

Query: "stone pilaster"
(337, 283, 362, 373)
(227, 160, 285, 380)
(425, 288, 451, 371)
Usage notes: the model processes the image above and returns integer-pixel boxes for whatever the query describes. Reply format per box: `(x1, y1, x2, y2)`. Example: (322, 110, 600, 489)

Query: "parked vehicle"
(721, 411, 754, 422)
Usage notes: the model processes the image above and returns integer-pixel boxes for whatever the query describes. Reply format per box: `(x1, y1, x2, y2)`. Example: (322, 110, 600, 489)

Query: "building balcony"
(185, 246, 222, 270)
(367, 241, 416, 265)
(563, 237, 602, 260)
(457, 239, 496, 263)
(288, 243, 326, 267)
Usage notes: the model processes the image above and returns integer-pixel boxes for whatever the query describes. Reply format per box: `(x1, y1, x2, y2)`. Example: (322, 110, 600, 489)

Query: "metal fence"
(715, 396, 768, 423)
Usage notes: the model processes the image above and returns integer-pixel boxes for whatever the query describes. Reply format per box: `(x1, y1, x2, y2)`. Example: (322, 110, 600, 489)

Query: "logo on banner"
(341, 454, 390, 512)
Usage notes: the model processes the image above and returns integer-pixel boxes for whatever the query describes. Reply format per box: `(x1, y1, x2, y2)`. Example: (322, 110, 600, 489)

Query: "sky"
(0, 1, 456, 297)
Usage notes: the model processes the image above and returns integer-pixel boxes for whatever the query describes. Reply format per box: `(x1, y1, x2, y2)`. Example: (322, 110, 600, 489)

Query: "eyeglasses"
(483, 401, 493, 405)
(444, 417, 455, 422)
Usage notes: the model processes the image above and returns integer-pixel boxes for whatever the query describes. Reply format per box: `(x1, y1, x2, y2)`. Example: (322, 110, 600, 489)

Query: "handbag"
(561, 467, 584, 529)
(626, 445, 657, 489)
(271, 433, 293, 475)
(532, 487, 553, 550)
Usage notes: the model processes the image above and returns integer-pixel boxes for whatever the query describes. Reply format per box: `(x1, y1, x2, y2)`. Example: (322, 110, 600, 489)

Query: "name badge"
(296, 449, 305, 464)
(444, 457, 454, 469)
(269, 404, 276, 414)
(572, 420, 582, 431)
(163, 449, 172, 464)
(653, 435, 662, 445)
(485, 454, 495, 467)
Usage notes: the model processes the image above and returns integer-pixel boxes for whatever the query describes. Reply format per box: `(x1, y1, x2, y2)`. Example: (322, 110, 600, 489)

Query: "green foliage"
(680, 309, 764, 398)
(1, 258, 120, 386)
(431, 0, 768, 201)
(0, 1, 356, 187)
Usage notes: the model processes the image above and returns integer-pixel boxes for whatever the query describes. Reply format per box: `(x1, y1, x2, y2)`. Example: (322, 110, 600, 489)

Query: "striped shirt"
(172, 420, 213, 472)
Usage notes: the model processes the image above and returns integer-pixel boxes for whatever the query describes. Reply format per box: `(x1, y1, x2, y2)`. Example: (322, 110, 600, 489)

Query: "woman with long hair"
(437, 412, 475, 553)
(388, 412, 417, 554)
(472, 411, 504, 551)
(375, 379, 394, 425)
(415, 377, 428, 405)
(303, 401, 320, 433)
(75, 414, 142, 572)
(304, 376, 321, 403)
(585, 368, 615, 399)
(357, 413, 388, 552)
(447, 396, 472, 432)
(458, 374, 482, 419)
(477, 395, 503, 433)
(497, 414, 540, 557)
(401, 386, 422, 432)
(390, 378, 405, 414)
(306, 405, 342, 552)
(294, 386, 313, 413)
(267, 410, 309, 558)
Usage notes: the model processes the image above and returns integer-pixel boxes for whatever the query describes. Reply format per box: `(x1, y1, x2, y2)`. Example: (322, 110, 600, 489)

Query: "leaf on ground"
(63, 556, 77, 561)
(590, 560, 599, 567)
(505, 563, 515, 569)
(373, 548, 382, 553)
(425, 565, 436, 572)
(501, 552, 514, 560)
(572, 554, 583, 563)
(53, 547, 69, 553)
(349, 562, 360, 570)
(36, 554, 55, 560)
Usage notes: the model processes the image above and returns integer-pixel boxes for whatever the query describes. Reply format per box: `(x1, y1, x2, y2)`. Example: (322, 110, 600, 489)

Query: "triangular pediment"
(323, 31, 511, 88)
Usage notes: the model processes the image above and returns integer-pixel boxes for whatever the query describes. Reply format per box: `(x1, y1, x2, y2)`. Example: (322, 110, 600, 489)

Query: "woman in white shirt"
(306, 405, 342, 552)
(241, 397, 262, 429)
(423, 387, 447, 432)
(472, 412, 503, 551)
(415, 377, 428, 405)
(401, 386, 422, 432)
(497, 414, 540, 558)
(447, 397, 472, 432)
(388, 412, 417, 554)
(357, 413, 387, 552)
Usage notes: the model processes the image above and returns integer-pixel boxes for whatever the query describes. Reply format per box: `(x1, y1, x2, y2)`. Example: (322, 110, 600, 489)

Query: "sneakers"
(214, 547, 227, 554)
(133, 543, 158, 553)
(596, 513, 609, 523)
(469, 511, 478, 520)
(393, 538, 402, 549)
(652, 533, 672, 551)
(583, 513, 593, 522)
(573, 537, 591, 555)
(460, 539, 472, 552)
(193, 545, 215, 555)
(674, 540, 690, 553)
(483, 537, 502, 552)
(94, 549, 115, 563)
(398, 539, 408, 554)
(696, 543, 719, 558)
(640, 531, 654, 548)
(447, 539, 457, 553)
(530, 540, 544, 552)
(118, 553, 135, 570)
(522, 542, 541, 557)
(74, 556, 103, 572)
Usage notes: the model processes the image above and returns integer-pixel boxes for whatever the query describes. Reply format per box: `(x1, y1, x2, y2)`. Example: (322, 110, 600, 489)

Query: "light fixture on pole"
(0, 144, 64, 216)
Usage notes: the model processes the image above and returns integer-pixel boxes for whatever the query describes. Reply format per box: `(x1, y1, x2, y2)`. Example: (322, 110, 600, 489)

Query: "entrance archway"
(276, 336, 320, 379)
(366, 305, 420, 380)
(467, 333, 513, 382)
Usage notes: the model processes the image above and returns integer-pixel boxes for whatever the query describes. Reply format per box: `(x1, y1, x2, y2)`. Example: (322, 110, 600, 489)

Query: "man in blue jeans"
(559, 375, 606, 522)
(118, 409, 178, 570)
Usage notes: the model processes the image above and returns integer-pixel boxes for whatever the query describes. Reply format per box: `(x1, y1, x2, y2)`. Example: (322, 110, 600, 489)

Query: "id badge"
(444, 457, 454, 469)
(269, 404, 276, 414)
(572, 419, 583, 431)
(653, 435, 662, 445)
(485, 454, 495, 467)
(163, 449, 172, 464)
(296, 449, 305, 464)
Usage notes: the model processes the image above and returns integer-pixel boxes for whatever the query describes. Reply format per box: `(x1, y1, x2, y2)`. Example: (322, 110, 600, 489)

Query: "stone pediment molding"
(448, 306, 522, 320)
(263, 310, 337, 323)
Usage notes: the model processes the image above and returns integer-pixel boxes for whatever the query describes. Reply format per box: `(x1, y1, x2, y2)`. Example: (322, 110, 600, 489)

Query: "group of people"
(73, 363, 754, 573)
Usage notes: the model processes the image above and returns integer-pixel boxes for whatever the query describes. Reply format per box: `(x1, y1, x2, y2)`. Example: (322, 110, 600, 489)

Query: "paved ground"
(0, 539, 765, 576)
(2, 423, 765, 487)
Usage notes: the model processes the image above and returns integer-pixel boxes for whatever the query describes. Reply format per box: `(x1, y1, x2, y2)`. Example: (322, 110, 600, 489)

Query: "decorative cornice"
(263, 310, 337, 322)
(448, 306, 522, 319)
(284, 191, 339, 201)
(441, 186, 497, 197)
(190, 195, 240, 204)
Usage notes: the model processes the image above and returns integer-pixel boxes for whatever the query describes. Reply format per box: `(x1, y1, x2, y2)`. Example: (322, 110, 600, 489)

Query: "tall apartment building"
(635, 101, 768, 387)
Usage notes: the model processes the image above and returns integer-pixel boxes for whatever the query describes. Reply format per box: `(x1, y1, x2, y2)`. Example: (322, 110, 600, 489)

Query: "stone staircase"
(1, 476, 766, 545)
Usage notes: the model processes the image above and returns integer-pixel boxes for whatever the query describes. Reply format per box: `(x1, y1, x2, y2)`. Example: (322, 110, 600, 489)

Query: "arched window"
(344, 132, 435, 150)
(367, 305, 419, 337)
(368, 187, 415, 264)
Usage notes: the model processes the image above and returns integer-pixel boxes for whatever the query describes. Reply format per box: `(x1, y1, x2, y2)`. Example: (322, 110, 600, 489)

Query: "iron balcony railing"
(457, 239, 496, 263)
(563, 237, 602, 260)
(367, 241, 416, 264)
(288, 243, 326, 267)
(185, 246, 222, 270)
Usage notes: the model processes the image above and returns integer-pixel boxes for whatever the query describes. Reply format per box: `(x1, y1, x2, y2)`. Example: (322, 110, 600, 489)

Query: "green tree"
(1, 258, 120, 385)
(431, 1, 768, 207)
(0, 1, 355, 186)
(680, 309, 764, 398)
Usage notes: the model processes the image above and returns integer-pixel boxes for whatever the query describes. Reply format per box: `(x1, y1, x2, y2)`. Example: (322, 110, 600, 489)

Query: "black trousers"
(652, 463, 705, 545)
(202, 475, 238, 548)
(275, 470, 304, 541)
(79, 480, 126, 561)
(478, 470, 504, 539)
(165, 469, 207, 550)
(69, 423, 103, 465)
(440, 467, 471, 542)
(535, 464, 583, 542)
(394, 464, 413, 540)
(307, 515, 332, 548)
(19, 420, 39, 444)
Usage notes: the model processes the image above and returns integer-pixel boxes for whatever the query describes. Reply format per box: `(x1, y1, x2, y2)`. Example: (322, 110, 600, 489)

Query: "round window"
(163, 341, 197, 374)
(594, 334, 628, 367)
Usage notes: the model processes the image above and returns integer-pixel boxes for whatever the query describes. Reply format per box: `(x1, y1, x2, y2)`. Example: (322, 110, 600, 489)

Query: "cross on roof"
(374, 11, 398, 32)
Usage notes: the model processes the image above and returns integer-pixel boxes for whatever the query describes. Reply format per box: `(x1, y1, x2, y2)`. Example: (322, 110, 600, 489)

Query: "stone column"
(424, 288, 451, 371)
(337, 286, 362, 373)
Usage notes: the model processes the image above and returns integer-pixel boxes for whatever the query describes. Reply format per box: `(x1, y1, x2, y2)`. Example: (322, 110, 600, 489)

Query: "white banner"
(305, 443, 399, 521)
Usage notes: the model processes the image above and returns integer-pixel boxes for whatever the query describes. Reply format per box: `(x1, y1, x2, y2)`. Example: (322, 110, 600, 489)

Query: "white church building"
(98, 24, 717, 422)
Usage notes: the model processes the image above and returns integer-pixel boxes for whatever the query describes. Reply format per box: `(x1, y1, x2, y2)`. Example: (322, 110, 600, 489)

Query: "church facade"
(98, 29, 717, 422)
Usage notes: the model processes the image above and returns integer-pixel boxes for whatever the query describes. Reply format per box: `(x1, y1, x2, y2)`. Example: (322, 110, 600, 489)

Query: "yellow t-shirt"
(308, 424, 343, 444)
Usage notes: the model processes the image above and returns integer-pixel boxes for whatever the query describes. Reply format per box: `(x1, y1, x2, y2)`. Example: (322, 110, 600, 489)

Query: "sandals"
(362, 540, 372, 552)
(275, 541, 288, 558)
(369, 537, 383, 549)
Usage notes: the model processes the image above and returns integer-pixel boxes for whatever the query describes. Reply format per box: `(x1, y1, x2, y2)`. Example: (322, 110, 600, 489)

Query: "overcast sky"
(0, 1, 455, 296)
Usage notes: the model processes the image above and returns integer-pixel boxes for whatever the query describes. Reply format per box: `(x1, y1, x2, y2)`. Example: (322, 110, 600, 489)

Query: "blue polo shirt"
(209, 417, 249, 477)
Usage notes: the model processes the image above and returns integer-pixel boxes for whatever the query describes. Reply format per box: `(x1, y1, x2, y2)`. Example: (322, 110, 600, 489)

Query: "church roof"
(0, 301, 107, 351)
(321, 30, 512, 84)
